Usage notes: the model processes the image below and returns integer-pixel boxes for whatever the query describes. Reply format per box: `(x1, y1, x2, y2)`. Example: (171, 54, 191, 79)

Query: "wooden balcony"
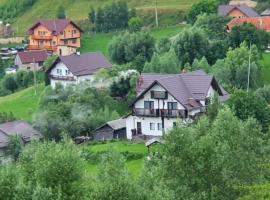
(31, 35, 53, 40)
(50, 75, 76, 81)
(28, 45, 57, 52)
(133, 108, 186, 118)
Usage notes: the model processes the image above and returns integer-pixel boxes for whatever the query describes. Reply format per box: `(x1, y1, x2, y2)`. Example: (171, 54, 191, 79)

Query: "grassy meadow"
(1, 0, 196, 36)
(80, 25, 184, 55)
(261, 53, 270, 85)
(0, 84, 45, 121)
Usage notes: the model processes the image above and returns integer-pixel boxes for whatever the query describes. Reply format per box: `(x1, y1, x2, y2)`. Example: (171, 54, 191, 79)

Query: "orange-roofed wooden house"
(227, 16, 270, 32)
(28, 19, 83, 56)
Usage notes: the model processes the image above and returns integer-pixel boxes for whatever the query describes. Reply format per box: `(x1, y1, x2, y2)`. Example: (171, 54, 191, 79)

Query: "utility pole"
(155, 0, 159, 27)
(33, 58, 37, 96)
(247, 42, 251, 92)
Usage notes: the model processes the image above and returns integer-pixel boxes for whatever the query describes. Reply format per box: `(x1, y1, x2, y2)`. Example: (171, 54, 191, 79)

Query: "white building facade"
(125, 71, 229, 140)
(49, 62, 94, 88)
(47, 52, 112, 88)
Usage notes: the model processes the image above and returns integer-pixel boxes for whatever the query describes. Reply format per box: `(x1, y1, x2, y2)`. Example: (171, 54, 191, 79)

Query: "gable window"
(144, 101, 154, 109)
(57, 69, 62, 76)
(65, 70, 70, 75)
(150, 123, 155, 130)
(158, 123, 162, 131)
(167, 102, 178, 110)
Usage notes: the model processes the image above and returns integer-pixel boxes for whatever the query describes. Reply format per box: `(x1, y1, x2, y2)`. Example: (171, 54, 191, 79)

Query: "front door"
(137, 122, 142, 135)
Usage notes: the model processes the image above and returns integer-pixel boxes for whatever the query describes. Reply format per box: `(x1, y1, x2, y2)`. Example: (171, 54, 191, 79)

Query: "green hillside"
(0, 0, 196, 35)
(0, 84, 45, 121)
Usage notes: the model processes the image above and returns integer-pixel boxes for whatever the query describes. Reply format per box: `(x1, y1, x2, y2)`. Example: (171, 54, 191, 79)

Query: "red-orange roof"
(227, 16, 270, 31)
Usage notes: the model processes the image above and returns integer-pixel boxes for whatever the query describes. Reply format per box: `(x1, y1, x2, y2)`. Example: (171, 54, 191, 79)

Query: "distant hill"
(0, 0, 197, 36)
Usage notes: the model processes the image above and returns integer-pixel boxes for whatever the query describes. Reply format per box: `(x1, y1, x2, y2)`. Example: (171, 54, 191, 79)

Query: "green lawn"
(0, 84, 46, 121)
(80, 25, 184, 56)
(84, 141, 155, 176)
(261, 53, 270, 85)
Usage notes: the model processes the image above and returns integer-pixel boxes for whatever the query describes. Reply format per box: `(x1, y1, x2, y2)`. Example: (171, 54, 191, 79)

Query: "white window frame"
(150, 123, 155, 130)
(158, 123, 162, 131)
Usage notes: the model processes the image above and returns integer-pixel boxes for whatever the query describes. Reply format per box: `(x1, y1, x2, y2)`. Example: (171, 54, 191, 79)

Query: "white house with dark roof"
(125, 70, 229, 139)
(15, 50, 48, 71)
(46, 52, 112, 88)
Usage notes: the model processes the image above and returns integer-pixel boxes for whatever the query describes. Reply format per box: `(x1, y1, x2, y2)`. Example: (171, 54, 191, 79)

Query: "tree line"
(1, 104, 270, 199)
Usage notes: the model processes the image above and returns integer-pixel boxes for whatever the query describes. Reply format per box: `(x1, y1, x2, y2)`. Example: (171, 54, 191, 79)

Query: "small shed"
(145, 137, 164, 153)
(261, 9, 270, 16)
(93, 118, 126, 141)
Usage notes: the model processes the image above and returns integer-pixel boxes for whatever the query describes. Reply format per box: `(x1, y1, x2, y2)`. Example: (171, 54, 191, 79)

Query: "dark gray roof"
(261, 9, 270, 16)
(218, 4, 259, 17)
(0, 121, 41, 149)
(135, 70, 228, 110)
(107, 119, 126, 130)
(57, 52, 112, 76)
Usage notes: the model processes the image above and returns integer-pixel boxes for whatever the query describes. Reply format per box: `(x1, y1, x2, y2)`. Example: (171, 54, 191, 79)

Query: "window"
(158, 123, 162, 131)
(150, 123, 155, 130)
(65, 70, 69, 75)
(57, 69, 62, 76)
(167, 102, 177, 110)
(53, 41, 56, 45)
(144, 101, 154, 109)
(64, 39, 68, 45)
(72, 39, 76, 44)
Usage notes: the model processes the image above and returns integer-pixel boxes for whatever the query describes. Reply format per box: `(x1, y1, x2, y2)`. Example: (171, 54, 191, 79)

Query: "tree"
(156, 37, 171, 54)
(7, 134, 23, 161)
(143, 49, 181, 73)
(145, 108, 267, 199)
(229, 23, 270, 51)
(255, 85, 270, 104)
(228, 90, 270, 132)
(128, 16, 142, 32)
(34, 84, 121, 140)
(173, 27, 209, 65)
(211, 42, 261, 90)
(110, 70, 138, 98)
(187, 0, 218, 24)
(108, 32, 155, 71)
(19, 140, 86, 199)
(194, 14, 230, 40)
(1, 74, 18, 92)
(91, 150, 143, 200)
(91, 1, 130, 32)
(56, 5, 66, 19)
(192, 57, 210, 72)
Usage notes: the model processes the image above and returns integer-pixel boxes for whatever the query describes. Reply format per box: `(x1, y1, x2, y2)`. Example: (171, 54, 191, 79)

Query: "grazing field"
(84, 141, 160, 176)
(80, 25, 184, 55)
(0, 84, 45, 121)
(0, 0, 195, 36)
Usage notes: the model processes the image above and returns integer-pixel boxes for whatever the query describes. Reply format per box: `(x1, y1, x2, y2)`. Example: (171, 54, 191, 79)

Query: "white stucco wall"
(126, 115, 181, 139)
(134, 84, 185, 110)
(49, 62, 95, 88)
